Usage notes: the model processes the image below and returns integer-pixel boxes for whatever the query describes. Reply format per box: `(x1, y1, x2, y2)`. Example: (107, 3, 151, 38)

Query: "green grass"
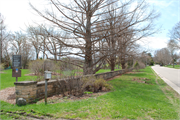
(0, 69, 37, 90)
(164, 65, 180, 69)
(1, 66, 180, 119)
(96, 68, 121, 74)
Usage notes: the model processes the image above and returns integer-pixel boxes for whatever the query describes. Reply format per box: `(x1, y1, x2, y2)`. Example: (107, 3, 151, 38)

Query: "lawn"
(164, 65, 180, 69)
(0, 67, 180, 119)
(96, 68, 121, 74)
(0, 69, 37, 90)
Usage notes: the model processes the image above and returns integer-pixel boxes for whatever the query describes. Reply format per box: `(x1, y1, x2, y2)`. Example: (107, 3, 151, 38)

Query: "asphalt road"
(152, 65, 180, 94)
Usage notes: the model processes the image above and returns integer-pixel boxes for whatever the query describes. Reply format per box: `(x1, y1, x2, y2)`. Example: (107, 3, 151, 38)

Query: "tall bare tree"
(154, 48, 171, 66)
(30, 0, 159, 74)
(167, 40, 179, 68)
(11, 32, 34, 68)
(169, 21, 180, 48)
(99, 0, 159, 70)
(0, 13, 10, 63)
(30, 0, 124, 75)
(27, 26, 46, 60)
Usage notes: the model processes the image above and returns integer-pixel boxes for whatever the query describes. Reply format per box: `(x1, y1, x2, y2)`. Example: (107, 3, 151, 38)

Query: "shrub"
(44, 59, 58, 72)
(133, 61, 145, 71)
(0, 64, 4, 71)
(149, 59, 154, 66)
(56, 75, 112, 97)
(28, 59, 58, 76)
(81, 75, 112, 93)
(28, 59, 44, 75)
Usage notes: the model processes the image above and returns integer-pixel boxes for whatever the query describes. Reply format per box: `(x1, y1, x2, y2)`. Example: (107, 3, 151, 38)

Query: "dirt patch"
(132, 78, 151, 84)
(25, 72, 63, 76)
(106, 75, 122, 81)
(0, 71, 5, 74)
(126, 71, 137, 74)
(37, 92, 108, 104)
(126, 71, 144, 74)
(0, 87, 16, 104)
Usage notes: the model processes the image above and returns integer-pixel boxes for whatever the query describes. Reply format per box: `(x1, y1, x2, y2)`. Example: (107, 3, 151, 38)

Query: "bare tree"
(30, 0, 123, 75)
(0, 13, 10, 64)
(99, 0, 159, 70)
(168, 21, 180, 49)
(11, 32, 34, 69)
(167, 40, 179, 67)
(30, 0, 159, 74)
(154, 48, 171, 66)
(27, 26, 46, 60)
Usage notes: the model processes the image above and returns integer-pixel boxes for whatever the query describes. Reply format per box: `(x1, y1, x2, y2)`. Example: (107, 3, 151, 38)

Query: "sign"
(12, 68, 21, 77)
(44, 71, 52, 80)
(12, 55, 21, 68)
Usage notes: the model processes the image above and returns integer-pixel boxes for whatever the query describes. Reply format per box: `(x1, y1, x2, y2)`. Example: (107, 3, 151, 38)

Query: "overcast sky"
(0, 0, 179, 53)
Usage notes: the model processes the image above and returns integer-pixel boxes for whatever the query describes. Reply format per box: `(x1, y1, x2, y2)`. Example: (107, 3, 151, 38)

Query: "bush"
(149, 59, 154, 66)
(28, 59, 58, 76)
(81, 75, 112, 93)
(28, 59, 44, 75)
(56, 75, 112, 97)
(0, 64, 4, 71)
(133, 61, 145, 71)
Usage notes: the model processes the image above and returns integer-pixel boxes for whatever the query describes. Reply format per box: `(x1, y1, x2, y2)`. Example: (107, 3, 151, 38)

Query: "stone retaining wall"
(14, 68, 133, 104)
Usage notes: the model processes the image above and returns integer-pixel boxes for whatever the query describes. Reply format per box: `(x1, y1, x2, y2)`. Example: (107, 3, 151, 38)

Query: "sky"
(0, 0, 179, 53)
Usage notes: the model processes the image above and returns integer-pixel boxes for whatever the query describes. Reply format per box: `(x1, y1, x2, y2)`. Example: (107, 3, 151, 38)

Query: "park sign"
(12, 55, 21, 68)
(12, 55, 22, 82)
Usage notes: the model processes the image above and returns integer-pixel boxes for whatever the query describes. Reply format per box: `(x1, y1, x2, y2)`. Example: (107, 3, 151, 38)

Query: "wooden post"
(45, 79, 48, 104)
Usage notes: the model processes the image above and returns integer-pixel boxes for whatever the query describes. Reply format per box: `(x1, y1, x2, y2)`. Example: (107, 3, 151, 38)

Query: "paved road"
(152, 65, 180, 94)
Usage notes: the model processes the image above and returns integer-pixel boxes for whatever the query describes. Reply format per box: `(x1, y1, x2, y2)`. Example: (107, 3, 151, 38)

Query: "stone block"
(21, 92, 31, 95)
(29, 91, 36, 96)
(17, 98, 26, 106)
(16, 95, 29, 99)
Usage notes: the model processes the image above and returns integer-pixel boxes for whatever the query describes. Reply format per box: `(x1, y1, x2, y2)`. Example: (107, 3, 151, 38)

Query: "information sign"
(12, 55, 21, 68)
(12, 68, 21, 77)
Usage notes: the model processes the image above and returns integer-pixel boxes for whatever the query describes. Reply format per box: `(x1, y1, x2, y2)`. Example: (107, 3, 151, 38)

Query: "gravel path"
(0, 87, 16, 104)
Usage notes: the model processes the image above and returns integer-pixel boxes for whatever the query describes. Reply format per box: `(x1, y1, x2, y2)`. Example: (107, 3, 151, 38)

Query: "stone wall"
(14, 81, 37, 103)
(14, 68, 133, 104)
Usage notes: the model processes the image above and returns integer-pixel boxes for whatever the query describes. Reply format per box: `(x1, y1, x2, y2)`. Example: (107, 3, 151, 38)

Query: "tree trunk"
(121, 57, 126, 69)
(36, 53, 39, 60)
(110, 57, 115, 71)
(83, 7, 93, 75)
(83, 33, 93, 75)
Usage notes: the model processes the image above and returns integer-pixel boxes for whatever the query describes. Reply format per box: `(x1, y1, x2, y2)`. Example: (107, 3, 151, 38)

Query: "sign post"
(44, 71, 52, 105)
(12, 55, 22, 82)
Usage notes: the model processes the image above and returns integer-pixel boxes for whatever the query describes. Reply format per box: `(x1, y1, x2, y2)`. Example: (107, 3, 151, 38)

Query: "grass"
(96, 68, 121, 74)
(0, 69, 37, 90)
(164, 65, 180, 69)
(0, 66, 180, 119)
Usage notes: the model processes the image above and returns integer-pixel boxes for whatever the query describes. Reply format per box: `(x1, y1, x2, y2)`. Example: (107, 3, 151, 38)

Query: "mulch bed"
(36, 92, 108, 104)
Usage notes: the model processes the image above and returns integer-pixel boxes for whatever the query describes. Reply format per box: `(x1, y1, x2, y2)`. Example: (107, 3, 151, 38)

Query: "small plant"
(81, 76, 112, 93)
(28, 59, 57, 76)
(0, 64, 4, 71)
(133, 61, 145, 71)
(84, 91, 93, 95)
(134, 61, 139, 71)
(28, 59, 44, 75)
